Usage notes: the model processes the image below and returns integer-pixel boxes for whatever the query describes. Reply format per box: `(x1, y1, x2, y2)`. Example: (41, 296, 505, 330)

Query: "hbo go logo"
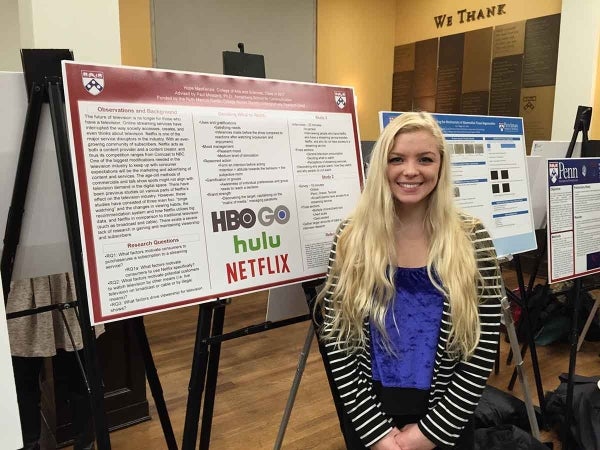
(211, 206, 290, 232)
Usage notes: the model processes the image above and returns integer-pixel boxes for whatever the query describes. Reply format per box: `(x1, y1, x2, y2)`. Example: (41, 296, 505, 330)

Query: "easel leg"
(130, 317, 178, 450)
(58, 308, 90, 393)
(48, 81, 111, 450)
(563, 278, 583, 450)
(302, 282, 351, 448)
(500, 295, 541, 440)
(182, 303, 214, 450)
(199, 301, 227, 450)
(273, 323, 315, 450)
(577, 296, 599, 351)
(506, 256, 547, 420)
(58, 308, 97, 448)
(494, 338, 500, 375)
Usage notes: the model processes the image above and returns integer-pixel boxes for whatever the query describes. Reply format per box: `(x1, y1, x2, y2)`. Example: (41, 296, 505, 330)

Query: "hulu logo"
(233, 232, 281, 254)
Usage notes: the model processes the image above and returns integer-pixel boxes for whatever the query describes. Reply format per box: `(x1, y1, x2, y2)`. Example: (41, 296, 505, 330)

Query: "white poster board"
(546, 157, 600, 283)
(380, 112, 537, 258)
(62, 63, 363, 324)
(527, 141, 587, 230)
(529, 141, 582, 230)
(0, 72, 72, 280)
(0, 281, 23, 450)
(531, 140, 581, 158)
(525, 156, 549, 229)
(266, 284, 310, 322)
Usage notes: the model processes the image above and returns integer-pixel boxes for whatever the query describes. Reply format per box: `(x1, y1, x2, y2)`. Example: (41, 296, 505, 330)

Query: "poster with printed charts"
(546, 158, 600, 283)
(380, 111, 537, 258)
(62, 62, 363, 324)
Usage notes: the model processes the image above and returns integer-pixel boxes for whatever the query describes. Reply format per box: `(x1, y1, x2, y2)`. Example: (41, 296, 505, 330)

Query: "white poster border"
(62, 62, 363, 324)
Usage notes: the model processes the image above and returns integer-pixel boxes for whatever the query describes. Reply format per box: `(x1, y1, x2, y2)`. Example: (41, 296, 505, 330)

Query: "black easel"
(181, 300, 220, 450)
(180, 43, 355, 449)
(560, 105, 592, 450)
(1, 48, 112, 450)
(179, 43, 269, 449)
(180, 281, 353, 450)
(500, 109, 599, 417)
(505, 106, 593, 449)
(302, 281, 352, 449)
(180, 297, 311, 449)
(503, 255, 547, 420)
(130, 317, 178, 449)
(1, 49, 177, 450)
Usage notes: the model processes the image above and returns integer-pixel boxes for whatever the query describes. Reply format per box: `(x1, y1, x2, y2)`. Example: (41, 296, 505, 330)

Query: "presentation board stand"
(553, 106, 592, 450)
(498, 271, 541, 440)
(521, 105, 594, 450)
(130, 316, 178, 449)
(181, 300, 220, 450)
(182, 46, 283, 450)
(1, 50, 177, 450)
(274, 280, 350, 450)
(181, 298, 314, 450)
(1, 49, 111, 450)
(57, 59, 363, 449)
(273, 322, 315, 450)
(503, 253, 547, 421)
(177, 48, 280, 450)
(179, 281, 352, 450)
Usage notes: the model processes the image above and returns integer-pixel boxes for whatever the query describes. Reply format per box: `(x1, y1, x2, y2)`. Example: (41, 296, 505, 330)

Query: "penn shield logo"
(498, 121, 519, 133)
(549, 162, 559, 184)
(549, 162, 579, 184)
(82, 71, 104, 96)
(334, 91, 346, 109)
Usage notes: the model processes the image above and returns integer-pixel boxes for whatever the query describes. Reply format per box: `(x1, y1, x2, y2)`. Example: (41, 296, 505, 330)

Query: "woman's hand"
(393, 423, 435, 450)
(370, 427, 403, 450)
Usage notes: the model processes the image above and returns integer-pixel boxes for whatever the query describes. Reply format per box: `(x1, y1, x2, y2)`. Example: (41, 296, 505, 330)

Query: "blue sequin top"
(370, 266, 444, 390)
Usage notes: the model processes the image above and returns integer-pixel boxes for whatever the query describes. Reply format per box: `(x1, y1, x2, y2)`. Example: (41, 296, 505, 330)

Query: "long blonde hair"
(318, 112, 483, 359)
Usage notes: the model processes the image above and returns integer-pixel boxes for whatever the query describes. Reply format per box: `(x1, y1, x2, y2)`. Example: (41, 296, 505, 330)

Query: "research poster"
(380, 112, 537, 258)
(547, 158, 600, 283)
(62, 63, 363, 324)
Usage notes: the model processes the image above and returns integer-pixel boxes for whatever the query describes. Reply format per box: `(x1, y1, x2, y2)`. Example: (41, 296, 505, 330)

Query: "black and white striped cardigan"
(319, 218, 502, 448)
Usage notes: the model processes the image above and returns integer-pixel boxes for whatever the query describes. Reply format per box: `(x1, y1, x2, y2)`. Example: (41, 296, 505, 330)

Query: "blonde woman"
(317, 112, 502, 450)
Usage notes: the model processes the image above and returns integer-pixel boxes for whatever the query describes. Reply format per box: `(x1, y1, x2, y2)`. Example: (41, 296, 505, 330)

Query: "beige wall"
(20, 0, 121, 64)
(593, 41, 600, 139)
(317, 0, 396, 140)
(0, 1, 22, 70)
(152, 0, 316, 83)
(553, 0, 600, 140)
(0, 0, 122, 69)
(119, 0, 153, 67)
(395, 0, 561, 45)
